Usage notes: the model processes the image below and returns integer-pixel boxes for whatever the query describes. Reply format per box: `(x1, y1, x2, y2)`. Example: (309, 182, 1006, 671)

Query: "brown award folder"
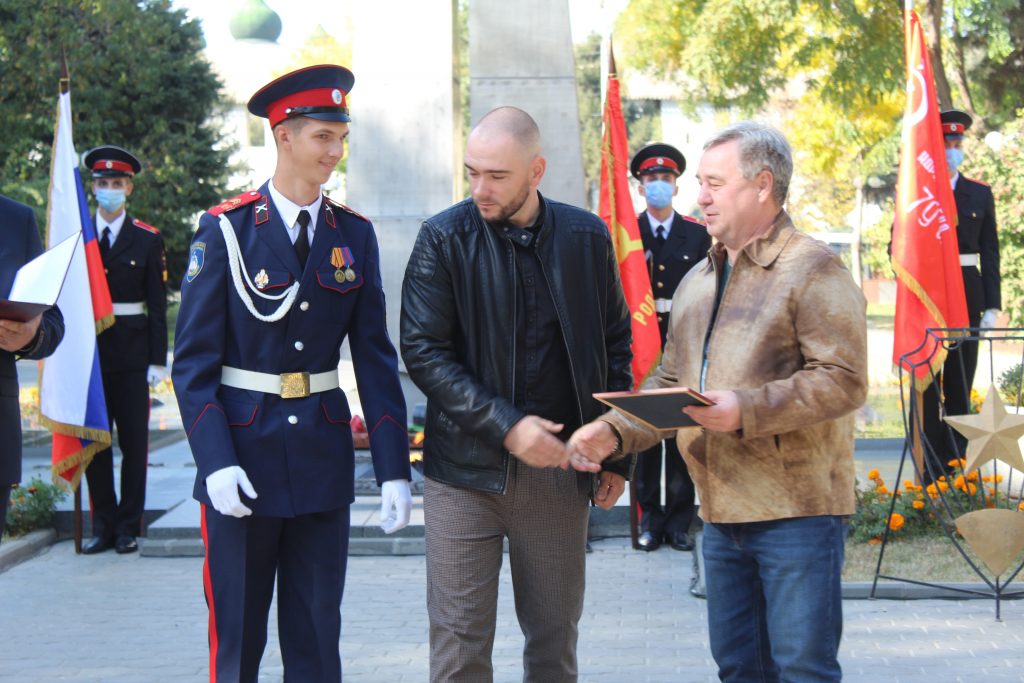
(594, 387, 715, 430)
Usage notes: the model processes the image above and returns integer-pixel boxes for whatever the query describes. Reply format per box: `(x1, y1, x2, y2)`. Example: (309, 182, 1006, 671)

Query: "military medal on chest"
(332, 246, 356, 282)
(255, 268, 270, 290)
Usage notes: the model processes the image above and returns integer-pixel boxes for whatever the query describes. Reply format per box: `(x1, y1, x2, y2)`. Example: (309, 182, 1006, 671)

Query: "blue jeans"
(703, 515, 846, 683)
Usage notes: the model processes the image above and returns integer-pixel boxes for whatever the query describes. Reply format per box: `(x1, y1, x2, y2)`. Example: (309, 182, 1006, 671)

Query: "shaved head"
(464, 107, 547, 227)
(470, 106, 542, 159)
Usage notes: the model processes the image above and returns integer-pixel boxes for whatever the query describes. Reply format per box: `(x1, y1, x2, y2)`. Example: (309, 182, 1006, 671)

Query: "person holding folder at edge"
(0, 194, 66, 542)
(567, 122, 867, 682)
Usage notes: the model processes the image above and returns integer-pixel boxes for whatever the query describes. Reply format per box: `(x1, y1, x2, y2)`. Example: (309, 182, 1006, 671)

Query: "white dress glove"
(206, 466, 258, 517)
(379, 479, 412, 534)
(980, 309, 999, 330)
(147, 365, 168, 387)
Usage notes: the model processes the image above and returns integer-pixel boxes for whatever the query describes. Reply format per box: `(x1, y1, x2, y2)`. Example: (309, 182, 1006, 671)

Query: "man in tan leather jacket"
(568, 121, 867, 683)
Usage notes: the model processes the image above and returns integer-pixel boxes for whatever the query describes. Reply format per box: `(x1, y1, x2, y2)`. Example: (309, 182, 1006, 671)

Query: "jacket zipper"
(503, 240, 517, 493)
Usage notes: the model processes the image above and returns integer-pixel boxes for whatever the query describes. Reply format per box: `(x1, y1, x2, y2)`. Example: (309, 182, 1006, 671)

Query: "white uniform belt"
(221, 366, 339, 399)
(960, 253, 980, 267)
(655, 298, 673, 313)
(112, 302, 145, 316)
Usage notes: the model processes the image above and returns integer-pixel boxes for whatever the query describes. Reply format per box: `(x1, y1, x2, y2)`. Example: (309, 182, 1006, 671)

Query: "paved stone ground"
(2, 537, 1023, 683)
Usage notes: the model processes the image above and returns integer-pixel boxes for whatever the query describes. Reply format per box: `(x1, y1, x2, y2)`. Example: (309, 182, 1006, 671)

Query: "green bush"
(998, 362, 1024, 406)
(5, 478, 66, 537)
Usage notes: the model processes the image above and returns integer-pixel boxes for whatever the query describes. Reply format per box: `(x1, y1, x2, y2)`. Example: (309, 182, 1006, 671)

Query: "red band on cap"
(942, 123, 964, 135)
(92, 159, 134, 174)
(638, 156, 679, 174)
(267, 87, 348, 127)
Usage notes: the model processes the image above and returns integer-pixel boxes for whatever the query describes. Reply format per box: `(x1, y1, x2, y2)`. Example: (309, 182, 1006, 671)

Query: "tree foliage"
(0, 0, 236, 287)
(965, 116, 1024, 324)
(613, 0, 1024, 238)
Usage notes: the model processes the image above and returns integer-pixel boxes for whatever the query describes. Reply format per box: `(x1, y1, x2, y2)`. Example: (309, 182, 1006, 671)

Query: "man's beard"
(476, 182, 532, 226)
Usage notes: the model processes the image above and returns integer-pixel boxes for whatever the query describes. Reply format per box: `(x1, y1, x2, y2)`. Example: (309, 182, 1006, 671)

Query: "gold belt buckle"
(280, 372, 310, 399)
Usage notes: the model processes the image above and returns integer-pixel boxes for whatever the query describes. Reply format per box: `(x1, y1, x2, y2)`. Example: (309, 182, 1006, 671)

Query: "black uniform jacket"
(96, 214, 168, 372)
(0, 195, 65, 485)
(954, 175, 1000, 312)
(638, 211, 711, 343)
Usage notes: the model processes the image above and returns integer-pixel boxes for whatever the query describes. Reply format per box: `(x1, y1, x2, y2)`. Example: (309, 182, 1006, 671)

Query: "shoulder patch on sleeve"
(131, 218, 160, 234)
(325, 196, 369, 222)
(208, 190, 262, 217)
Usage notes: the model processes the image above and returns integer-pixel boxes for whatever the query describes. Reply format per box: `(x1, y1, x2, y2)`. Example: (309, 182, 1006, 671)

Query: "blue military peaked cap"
(83, 145, 141, 177)
(940, 109, 973, 139)
(248, 64, 354, 128)
(631, 143, 685, 180)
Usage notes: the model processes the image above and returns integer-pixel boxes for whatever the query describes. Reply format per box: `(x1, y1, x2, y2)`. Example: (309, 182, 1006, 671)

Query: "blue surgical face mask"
(643, 179, 674, 210)
(95, 188, 126, 213)
(945, 147, 965, 172)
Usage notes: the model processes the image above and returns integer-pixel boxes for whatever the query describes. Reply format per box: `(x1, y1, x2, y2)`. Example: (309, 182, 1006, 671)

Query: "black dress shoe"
(82, 536, 114, 555)
(114, 535, 138, 554)
(669, 531, 695, 551)
(637, 531, 662, 552)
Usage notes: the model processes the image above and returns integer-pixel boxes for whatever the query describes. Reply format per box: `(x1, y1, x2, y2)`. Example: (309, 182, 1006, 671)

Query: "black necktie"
(655, 225, 666, 250)
(100, 227, 111, 257)
(294, 210, 311, 267)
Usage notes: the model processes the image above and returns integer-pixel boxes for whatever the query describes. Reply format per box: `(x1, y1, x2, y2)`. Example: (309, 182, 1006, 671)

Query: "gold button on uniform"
(658, 264, 665, 271)
(294, 341, 304, 351)
(288, 415, 298, 425)
(299, 301, 309, 311)
(657, 282, 664, 289)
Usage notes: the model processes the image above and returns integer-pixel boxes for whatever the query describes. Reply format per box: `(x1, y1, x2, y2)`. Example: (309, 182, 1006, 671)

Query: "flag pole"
(59, 48, 84, 552)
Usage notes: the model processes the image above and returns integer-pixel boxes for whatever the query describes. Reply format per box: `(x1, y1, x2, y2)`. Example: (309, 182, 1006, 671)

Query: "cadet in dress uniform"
(920, 109, 1001, 483)
(630, 143, 711, 552)
(81, 145, 168, 555)
(171, 65, 413, 683)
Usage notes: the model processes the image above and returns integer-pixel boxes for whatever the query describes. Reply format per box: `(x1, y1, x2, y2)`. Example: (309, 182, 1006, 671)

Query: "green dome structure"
(229, 0, 282, 43)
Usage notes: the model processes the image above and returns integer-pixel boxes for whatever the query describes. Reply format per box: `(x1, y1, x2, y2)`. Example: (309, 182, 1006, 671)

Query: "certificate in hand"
(0, 231, 81, 322)
(594, 387, 715, 430)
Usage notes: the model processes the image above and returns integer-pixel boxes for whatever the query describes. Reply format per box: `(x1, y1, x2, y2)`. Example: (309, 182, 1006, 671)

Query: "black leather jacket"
(401, 195, 634, 494)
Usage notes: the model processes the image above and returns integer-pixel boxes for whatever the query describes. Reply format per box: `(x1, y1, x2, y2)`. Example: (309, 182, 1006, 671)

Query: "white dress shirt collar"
(951, 171, 960, 190)
(646, 211, 672, 238)
(97, 210, 128, 245)
(268, 180, 323, 245)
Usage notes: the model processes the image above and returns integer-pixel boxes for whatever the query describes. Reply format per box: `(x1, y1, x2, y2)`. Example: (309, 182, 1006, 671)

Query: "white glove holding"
(147, 365, 168, 387)
(379, 479, 412, 534)
(980, 309, 999, 330)
(206, 466, 257, 518)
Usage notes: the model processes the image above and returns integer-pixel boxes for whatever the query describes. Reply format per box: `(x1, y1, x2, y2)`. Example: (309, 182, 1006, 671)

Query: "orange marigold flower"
(1019, 502, 1024, 511)
(954, 474, 966, 490)
(968, 483, 978, 496)
(967, 471, 979, 482)
(996, 474, 1005, 483)
(867, 469, 880, 480)
(938, 475, 947, 482)
(877, 485, 890, 495)
(912, 500, 925, 509)
(948, 458, 960, 467)
(889, 513, 905, 531)
(938, 482, 950, 493)
(868, 536, 883, 545)
(925, 483, 939, 498)
(903, 480, 915, 490)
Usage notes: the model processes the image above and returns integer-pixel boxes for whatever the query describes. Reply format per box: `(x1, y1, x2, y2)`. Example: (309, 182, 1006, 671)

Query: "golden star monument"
(944, 385, 1024, 473)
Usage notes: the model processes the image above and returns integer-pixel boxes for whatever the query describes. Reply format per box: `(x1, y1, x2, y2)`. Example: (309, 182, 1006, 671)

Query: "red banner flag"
(891, 7, 968, 387)
(599, 47, 661, 389)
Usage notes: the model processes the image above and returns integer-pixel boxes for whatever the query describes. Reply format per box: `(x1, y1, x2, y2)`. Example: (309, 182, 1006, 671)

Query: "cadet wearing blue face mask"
(916, 110, 1002, 483)
(81, 145, 168, 555)
(629, 143, 711, 553)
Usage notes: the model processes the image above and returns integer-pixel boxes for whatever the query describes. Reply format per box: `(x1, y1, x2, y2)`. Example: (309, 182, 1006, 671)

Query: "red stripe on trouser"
(200, 504, 218, 683)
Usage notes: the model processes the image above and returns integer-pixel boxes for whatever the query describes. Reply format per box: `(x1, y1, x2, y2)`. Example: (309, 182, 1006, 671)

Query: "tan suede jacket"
(603, 212, 868, 523)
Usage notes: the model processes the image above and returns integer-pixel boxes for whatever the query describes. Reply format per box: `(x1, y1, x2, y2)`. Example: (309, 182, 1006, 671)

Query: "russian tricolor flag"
(39, 82, 113, 488)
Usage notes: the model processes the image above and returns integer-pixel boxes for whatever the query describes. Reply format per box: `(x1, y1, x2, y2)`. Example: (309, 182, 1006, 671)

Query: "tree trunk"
(923, 0, 953, 109)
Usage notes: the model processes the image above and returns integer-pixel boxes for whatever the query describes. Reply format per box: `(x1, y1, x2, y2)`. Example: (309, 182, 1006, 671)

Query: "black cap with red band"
(247, 64, 354, 128)
(630, 143, 686, 180)
(940, 109, 973, 139)
(83, 145, 141, 177)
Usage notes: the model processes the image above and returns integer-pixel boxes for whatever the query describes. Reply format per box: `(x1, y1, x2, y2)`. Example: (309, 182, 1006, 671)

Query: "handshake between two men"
(501, 389, 742, 511)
